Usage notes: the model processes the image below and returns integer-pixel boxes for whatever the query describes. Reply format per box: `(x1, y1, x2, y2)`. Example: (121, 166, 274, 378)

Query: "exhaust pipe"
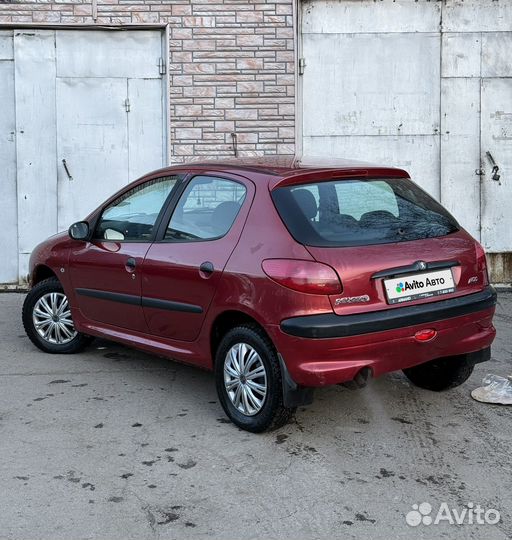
(340, 367, 372, 390)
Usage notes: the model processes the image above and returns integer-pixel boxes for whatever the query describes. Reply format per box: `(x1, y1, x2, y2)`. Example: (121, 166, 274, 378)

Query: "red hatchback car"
(22, 157, 496, 432)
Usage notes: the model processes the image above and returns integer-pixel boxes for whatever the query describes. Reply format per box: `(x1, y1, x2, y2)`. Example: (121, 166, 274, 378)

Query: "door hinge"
(298, 57, 306, 76)
(158, 57, 166, 76)
(124, 98, 130, 113)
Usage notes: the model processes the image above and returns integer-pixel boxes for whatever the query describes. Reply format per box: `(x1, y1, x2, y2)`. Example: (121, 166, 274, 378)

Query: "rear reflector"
(414, 329, 437, 342)
(262, 259, 342, 295)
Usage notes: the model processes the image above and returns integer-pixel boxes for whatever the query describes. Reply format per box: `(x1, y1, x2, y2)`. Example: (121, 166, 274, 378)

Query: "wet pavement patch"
(157, 512, 179, 525)
(142, 459, 159, 467)
(177, 459, 196, 470)
(378, 468, 395, 478)
(104, 352, 131, 361)
(391, 417, 413, 425)
(355, 513, 376, 524)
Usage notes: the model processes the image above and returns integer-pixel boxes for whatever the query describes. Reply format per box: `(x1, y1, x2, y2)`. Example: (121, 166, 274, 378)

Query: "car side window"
(94, 176, 179, 241)
(165, 176, 246, 241)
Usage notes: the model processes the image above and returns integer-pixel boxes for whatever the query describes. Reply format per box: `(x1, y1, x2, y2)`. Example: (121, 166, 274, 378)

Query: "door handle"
(62, 158, 73, 181)
(125, 258, 136, 272)
(199, 261, 214, 277)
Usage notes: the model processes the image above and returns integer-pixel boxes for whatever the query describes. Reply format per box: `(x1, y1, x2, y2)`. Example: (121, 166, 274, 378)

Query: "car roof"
(142, 155, 410, 189)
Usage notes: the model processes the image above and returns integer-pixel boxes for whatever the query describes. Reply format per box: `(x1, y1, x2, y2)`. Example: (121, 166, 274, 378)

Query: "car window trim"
(153, 172, 248, 244)
(91, 174, 186, 244)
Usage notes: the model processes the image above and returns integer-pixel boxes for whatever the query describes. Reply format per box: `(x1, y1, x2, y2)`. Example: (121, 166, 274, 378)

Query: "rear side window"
(165, 176, 246, 241)
(272, 178, 459, 247)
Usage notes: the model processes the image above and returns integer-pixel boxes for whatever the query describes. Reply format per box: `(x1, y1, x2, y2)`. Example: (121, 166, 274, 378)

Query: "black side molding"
(281, 286, 497, 339)
(141, 297, 202, 314)
(76, 288, 203, 314)
(76, 288, 140, 306)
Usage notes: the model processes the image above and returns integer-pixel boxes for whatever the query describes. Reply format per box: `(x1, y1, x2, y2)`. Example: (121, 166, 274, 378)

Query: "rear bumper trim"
(280, 286, 497, 339)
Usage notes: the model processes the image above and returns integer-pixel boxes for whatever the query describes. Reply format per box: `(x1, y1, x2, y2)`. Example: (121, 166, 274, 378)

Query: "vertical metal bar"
(293, 0, 303, 161)
(231, 132, 238, 157)
(478, 31, 483, 241)
(163, 24, 170, 166)
(92, 0, 98, 22)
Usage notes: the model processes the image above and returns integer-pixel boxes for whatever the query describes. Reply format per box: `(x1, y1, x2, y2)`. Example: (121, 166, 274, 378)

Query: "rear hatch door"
(271, 175, 486, 315)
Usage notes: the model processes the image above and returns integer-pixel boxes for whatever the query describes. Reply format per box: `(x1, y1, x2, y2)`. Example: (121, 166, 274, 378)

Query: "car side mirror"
(69, 221, 90, 241)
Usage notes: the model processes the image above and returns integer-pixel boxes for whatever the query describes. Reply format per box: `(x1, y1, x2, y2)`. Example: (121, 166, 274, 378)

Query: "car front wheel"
(22, 277, 92, 354)
(215, 325, 295, 432)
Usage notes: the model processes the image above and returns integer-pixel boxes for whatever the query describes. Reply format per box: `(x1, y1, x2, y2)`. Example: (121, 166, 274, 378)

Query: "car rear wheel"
(215, 325, 295, 432)
(403, 355, 474, 391)
(22, 277, 92, 354)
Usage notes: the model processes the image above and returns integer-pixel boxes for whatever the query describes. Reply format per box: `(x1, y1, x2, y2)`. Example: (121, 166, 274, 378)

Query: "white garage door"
(301, 0, 512, 255)
(0, 29, 167, 284)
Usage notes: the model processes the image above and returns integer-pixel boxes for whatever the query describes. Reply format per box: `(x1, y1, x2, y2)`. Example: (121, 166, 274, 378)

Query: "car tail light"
(262, 259, 342, 295)
(475, 241, 489, 286)
(414, 329, 437, 342)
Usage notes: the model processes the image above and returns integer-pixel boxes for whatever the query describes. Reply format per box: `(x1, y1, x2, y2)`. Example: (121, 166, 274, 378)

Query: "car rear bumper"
(280, 286, 497, 339)
(270, 287, 497, 387)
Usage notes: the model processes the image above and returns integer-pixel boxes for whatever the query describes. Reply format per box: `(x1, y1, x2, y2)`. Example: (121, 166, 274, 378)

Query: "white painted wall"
(0, 29, 166, 284)
(301, 0, 512, 252)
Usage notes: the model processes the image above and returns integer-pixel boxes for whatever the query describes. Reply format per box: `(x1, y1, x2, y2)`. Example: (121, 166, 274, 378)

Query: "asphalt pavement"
(0, 291, 510, 540)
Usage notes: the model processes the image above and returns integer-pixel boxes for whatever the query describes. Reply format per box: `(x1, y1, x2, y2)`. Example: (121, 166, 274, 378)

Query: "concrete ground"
(0, 292, 510, 540)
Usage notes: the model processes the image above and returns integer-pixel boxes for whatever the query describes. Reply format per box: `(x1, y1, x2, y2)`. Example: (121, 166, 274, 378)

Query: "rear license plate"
(384, 268, 455, 304)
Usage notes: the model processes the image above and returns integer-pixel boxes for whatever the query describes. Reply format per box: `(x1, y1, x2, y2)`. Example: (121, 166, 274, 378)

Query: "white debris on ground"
(471, 373, 512, 405)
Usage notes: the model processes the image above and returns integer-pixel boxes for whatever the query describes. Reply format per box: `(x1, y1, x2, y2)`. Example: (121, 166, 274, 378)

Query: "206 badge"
(334, 295, 370, 305)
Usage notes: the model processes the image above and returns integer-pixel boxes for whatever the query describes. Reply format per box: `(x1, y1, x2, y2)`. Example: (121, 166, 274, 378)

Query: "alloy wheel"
(32, 292, 77, 345)
(224, 342, 267, 416)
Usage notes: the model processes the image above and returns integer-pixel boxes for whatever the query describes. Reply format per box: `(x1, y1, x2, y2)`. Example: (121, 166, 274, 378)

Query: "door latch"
(486, 151, 501, 183)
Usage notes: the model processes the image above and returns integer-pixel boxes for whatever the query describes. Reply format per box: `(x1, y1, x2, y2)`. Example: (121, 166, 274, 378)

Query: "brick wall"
(0, 0, 296, 162)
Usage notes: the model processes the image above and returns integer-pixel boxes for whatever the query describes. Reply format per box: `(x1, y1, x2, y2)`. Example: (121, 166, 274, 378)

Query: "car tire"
(215, 324, 295, 433)
(22, 277, 92, 354)
(402, 355, 474, 391)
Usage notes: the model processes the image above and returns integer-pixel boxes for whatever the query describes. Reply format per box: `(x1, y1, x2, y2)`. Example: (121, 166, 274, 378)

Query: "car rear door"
(69, 175, 181, 332)
(141, 172, 254, 341)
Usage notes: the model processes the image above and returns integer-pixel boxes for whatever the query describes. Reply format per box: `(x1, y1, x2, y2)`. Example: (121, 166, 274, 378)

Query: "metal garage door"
(0, 29, 167, 284)
(301, 1, 442, 199)
(301, 0, 512, 259)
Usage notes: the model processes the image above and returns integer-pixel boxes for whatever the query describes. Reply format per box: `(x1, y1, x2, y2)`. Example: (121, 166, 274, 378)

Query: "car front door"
(141, 173, 253, 342)
(69, 174, 181, 332)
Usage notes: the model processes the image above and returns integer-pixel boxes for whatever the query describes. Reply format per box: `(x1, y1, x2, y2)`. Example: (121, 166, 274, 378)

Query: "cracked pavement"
(0, 292, 510, 539)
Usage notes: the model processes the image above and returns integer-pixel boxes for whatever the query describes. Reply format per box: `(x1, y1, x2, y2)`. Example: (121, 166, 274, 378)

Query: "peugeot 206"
(22, 157, 497, 432)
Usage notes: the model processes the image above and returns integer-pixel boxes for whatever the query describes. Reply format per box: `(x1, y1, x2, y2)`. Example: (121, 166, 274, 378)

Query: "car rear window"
(271, 178, 459, 247)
